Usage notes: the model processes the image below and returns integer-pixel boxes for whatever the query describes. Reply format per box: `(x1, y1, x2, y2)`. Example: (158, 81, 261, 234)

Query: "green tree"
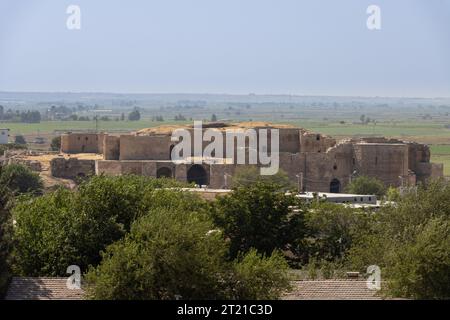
(0, 164, 43, 196)
(386, 217, 450, 299)
(14, 135, 26, 145)
(345, 175, 386, 198)
(211, 114, 217, 122)
(386, 186, 400, 202)
(347, 179, 450, 299)
(128, 108, 141, 121)
(211, 182, 306, 259)
(231, 249, 291, 299)
(11, 175, 191, 276)
(304, 202, 370, 263)
(0, 186, 13, 297)
(50, 136, 61, 152)
(85, 207, 290, 300)
(231, 166, 294, 190)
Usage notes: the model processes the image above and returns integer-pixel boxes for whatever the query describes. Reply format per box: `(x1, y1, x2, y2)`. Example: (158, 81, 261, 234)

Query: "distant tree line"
(0, 106, 41, 123)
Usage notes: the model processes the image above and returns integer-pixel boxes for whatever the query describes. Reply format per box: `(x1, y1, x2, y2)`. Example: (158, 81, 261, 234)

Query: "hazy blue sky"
(0, 0, 449, 97)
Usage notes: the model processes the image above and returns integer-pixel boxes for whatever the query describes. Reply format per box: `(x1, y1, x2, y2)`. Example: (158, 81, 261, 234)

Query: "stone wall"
(354, 143, 408, 187)
(61, 133, 104, 154)
(119, 135, 172, 160)
(103, 135, 120, 160)
(278, 128, 301, 153)
(303, 144, 354, 192)
(7, 158, 42, 172)
(50, 157, 96, 179)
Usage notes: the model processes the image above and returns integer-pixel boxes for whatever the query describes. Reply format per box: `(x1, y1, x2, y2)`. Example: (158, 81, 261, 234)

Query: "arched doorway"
(330, 178, 341, 193)
(187, 165, 209, 186)
(157, 167, 173, 178)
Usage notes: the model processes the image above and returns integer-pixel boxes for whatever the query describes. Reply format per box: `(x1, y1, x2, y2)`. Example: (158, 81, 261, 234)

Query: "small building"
(0, 128, 10, 144)
(296, 192, 377, 205)
(294, 192, 392, 209)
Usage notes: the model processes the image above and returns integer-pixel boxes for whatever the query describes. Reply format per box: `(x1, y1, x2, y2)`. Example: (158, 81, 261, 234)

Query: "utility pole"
(296, 172, 303, 193)
(224, 173, 232, 189)
(349, 170, 357, 184)
(399, 175, 405, 196)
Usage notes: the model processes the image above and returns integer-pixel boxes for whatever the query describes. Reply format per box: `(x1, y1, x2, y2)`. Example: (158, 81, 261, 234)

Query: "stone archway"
(187, 165, 209, 186)
(330, 178, 341, 193)
(157, 167, 173, 178)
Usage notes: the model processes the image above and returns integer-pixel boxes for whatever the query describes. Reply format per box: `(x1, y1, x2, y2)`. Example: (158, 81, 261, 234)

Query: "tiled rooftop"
(284, 279, 384, 300)
(5, 277, 85, 300)
(5, 277, 386, 300)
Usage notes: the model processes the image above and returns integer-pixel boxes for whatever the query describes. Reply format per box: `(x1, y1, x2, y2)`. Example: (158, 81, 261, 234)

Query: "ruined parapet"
(358, 137, 404, 144)
(7, 158, 42, 172)
(407, 142, 430, 172)
(300, 132, 336, 153)
(50, 157, 95, 179)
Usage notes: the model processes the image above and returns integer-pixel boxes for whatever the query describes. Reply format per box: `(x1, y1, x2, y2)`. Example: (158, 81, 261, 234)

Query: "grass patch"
(430, 145, 450, 155)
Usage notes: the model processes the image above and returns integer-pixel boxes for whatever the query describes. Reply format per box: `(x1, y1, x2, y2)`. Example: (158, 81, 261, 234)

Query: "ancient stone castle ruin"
(54, 122, 443, 192)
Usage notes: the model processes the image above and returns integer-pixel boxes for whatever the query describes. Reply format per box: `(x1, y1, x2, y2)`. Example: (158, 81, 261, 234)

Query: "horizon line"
(0, 90, 449, 100)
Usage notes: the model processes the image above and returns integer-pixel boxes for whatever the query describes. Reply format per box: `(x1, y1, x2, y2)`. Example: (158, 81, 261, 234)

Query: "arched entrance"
(187, 165, 209, 186)
(330, 178, 341, 193)
(157, 167, 173, 178)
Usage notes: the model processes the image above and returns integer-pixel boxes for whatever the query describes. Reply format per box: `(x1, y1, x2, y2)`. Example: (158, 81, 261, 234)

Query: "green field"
(5, 120, 190, 135)
(430, 145, 450, 154)
(430, 145, 450, 176)
(6, 119, 450, 138)
(286, 120, 450, 140)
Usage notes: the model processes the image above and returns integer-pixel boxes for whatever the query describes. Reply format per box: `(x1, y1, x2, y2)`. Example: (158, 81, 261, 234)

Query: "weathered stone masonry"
(57, 123, 444, 192)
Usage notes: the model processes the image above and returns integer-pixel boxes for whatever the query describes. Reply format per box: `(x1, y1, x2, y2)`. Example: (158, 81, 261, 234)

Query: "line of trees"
(0, 106, 41, 123)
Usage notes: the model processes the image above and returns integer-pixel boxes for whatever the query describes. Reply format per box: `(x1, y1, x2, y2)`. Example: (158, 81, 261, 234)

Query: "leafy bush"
(304, 202, 371, 263)
(50, 136, 61, 151)
(128, 109, 141, 121)
(0, 164, 43, 195)
(231, 249, 290, 299)
(230, 166, 294, 190)
(345, 175, 386, 197)
(11, 175, 191, 276)
(0, 186, 14, 297)
(85, 207, 290, 300)
(14, 135, 26, 145)
(212, 182, 306, 259)
(347, 179, 450, 299)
